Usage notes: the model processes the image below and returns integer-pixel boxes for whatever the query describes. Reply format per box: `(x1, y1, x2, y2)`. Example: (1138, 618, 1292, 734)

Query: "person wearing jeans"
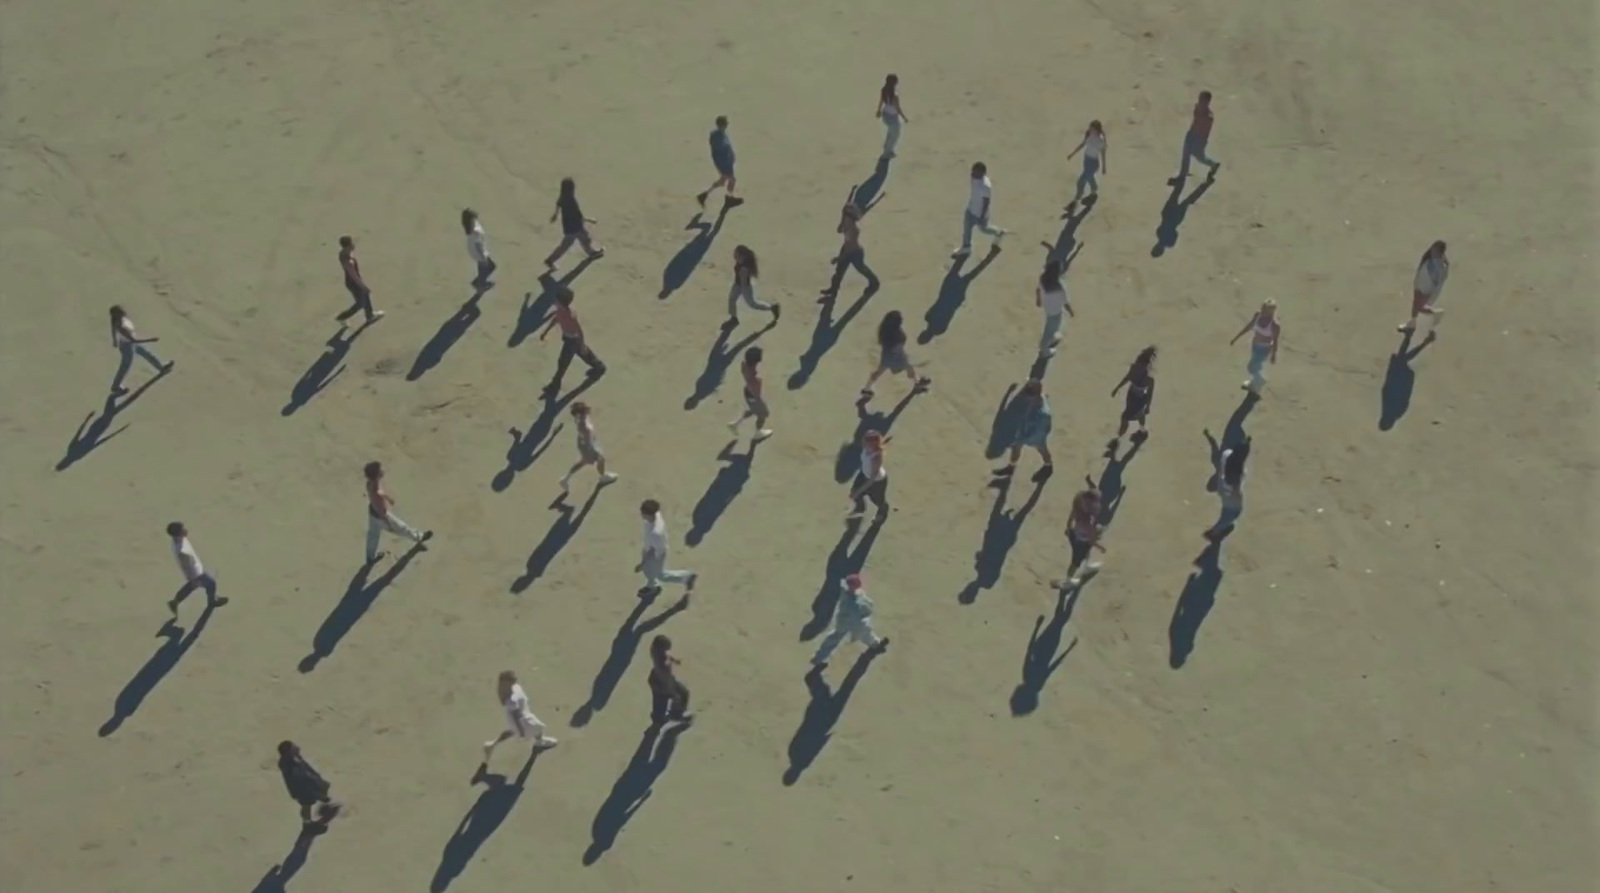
(876, 74, 908, 159)
(726, 245, 779, 325)
(108, 305, 170, 395)
(1175, 91, 1221, 181)
(811, 574, 888, 666)
(954, 162, 1006, 257)
(1066, 120, 1108, 210)
(637, 500, 697, 597)
(822, 203, 880, 301)
(1229, 299, 1281, 395)
(1035, 259, 1073, 358)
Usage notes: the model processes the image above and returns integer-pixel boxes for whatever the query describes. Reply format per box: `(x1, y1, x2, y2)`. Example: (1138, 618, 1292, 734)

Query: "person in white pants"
(811, 574, 890, 666)
(637, 499, 698, 598)
(484, 670, 558, 763)
(1399, 240, 1449, 338)
(876, 74, 908, 159)
(364, 461, 432, 564)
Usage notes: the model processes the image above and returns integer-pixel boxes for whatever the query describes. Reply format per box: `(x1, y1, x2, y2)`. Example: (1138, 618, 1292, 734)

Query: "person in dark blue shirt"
(696, 115, 744, 209)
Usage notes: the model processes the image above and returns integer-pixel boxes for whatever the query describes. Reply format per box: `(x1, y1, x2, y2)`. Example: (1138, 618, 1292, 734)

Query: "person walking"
(647, 634, 693, 725)
(1065, 120, 1108, 211)
(637, 499, 697, 597)
(166, 521, 226, 615)
(559, 401, 619, 496)
(1054, 486, 1106, 590)
(1174, 91, 1221, 182)
(1399, 240, 1449, 338)
(335, 235, 384, 326)
(1109, 345, 1157, 447)
(484, 670, 559, 763)
(876, 74, 908, 159)
(1035, 259, 1074, 359)
(1206, 436, 1251, 542)
(994, 379, 1054, 482)
(108, 305, 172, 396)
(859, 311, 930, 402)
(953, 162, 1006, 258)
(847, 430, 891, 519)
(811, 573, 889, 667)
(727, 346, 774, 442)
(696, 116, 744, 209)
(462, 208, 497, 287)
(538, 287, 606, 396)
(821, 202, 880, 303)
(725, 245, 779, 327)
(364, 461, 432, 564)
(277, 741, 341, 825)
(545, 178, 606, 272)
(1229, 299, 1282, 395)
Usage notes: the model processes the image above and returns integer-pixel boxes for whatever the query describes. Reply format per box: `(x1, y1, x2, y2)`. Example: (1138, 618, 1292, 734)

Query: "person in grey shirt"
(811, 573, 889, 667)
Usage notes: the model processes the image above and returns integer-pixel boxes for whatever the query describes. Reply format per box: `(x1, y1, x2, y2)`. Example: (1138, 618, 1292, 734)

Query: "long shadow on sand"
(248, 824, 325, 893)
(491, 378, 597, 493)
(508, 260, 599, 349)
(788, 280, 880, 390)
(57, 368, 170, 471)
(298, 546, 424, 672)
(1379, 329, 1434, 430)
(959, 476, 1048, 605)
(430, 750, 542, 892)
(1010, 586, 1082, 716)
(583, 724, 691, 865)
(686, 440, 760, 546)
(283, 321, 376, 416)
(918, 246, 999, 344)
(570, 592, 691, 728)
(99, 602, 218, 736)
(1169, 539, 1227, 668)
(408, 284, 493, 381)
(659, 209, 729, 300)
(685, 319, 775, 410)
(1151, 173, 1215, 258)
(800, 516, 887, 641)
(783, 649, 881, 785)
(833, 391, 917, 484)
(511, 487, 603, 593)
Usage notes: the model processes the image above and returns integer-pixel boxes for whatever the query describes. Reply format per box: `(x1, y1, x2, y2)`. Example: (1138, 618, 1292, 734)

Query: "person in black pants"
(647, 634, 692, 725)
(335, 236, 384, 326)
(538, 287, 606, 396)
(277, 741, 341, 825)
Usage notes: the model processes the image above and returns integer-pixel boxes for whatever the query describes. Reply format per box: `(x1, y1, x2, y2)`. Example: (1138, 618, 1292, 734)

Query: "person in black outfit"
(277, 741, 341, 825)
(544, 178, 605, 272)
(647, 634, 692, 725)
(1109, 345, 1156, 449)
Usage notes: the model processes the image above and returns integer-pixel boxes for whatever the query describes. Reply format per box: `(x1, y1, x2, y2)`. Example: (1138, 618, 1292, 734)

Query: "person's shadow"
(983, 383, 1030, 460)
(1169, 539, 1226, 668)
(783, 649, 882, 785)
(99, 603, 218, 736)
(510, 487, 603, 593)
(685, 319, 775, 409)
(248, 823, 324, 893)
(1040, 200, 1091, 269)
(408, 284, 493, 381)
(800, 516, 886, 640)
(788, 281, 880, 390)
(582, 724, 691, 864)
(686, 440, 759, 546)
(283, 322, 374, 416)
(491, 378, 596, 493)
(570, 592, 691, 728)
(850, 158, 891, 214)
(1151, 172, 1215, 257)
(429, 749, 542, 892)
(1203, 393, 1259, 492)
(1010, 586, 1082, 716)
(297, 546, 424, 672)
(959, 476, 1048, 604)
(509, 262, 598, 348)
(1379, 329, 1433, 430)
(918, 247, 999, 344)
(1091, 437, 1144, 528)
(57, 369, 170, 471)
(660, 209, 729, 300)
(833, 391, 917, 483)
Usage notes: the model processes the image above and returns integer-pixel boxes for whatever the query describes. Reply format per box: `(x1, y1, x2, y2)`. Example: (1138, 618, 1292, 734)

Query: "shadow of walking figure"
(1010, 586, 1081, 716)
(571, 593, 690, 728)
(918, 247, 999, 344)
(430, 749, 542, 892)
(1203, 392, 1258, 492)
(685, 318, 774, 410)
(283, 324, 372, 416)
(788, 280, 880, 391)
(298, 546, 423, 673)
(783, 649, 882, 785)
(801, 516, 886, 640)
(409, 285, 492, 381)
(57, 369, 169, 471)
(660, 209, 729, 299)
(248, 824, 324, 893)
(1379, 329, 1433, 430)
(1169, 539, 1226, 668)
(1151, 173, 1215, 257)
(99, 602, 218, 736)
(686, 440, 759, 546)
(582, 724, 691, 865)
(491, 377, 597, 493)
(834, 390, 916, 483)
(959, 477, 1047, 605)
(511, 487, 602, 593)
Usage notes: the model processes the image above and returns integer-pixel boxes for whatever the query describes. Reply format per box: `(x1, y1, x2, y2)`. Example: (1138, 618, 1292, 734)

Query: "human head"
(1260, 298, 1278, 319)
(883, 74, 898, 90)
(570, 400, 590, 419)
(497, 670, 517, 697)
(1088, 119, 1103, 134)
(1082, 486, 1102, 507)
(460, 208, 477, 234)
(715, 115, 728, 130)
(1198, 90, 1212, 106)
(877, 310, 904, 344)
(1429, 239, 1447, 259)
(277, 740, 299, 760)
(970, 161, 987, 179)
(734, 244, 757, 275)
(556, 286, 575, 307)
(1135, 345, 1158, 368)
(166, 521, 186, 539)
(559, 177, 576, 199)
(339, 235, 354, 250)
(743, 345, 763, 368)
(640, 499, 661, 518)
(109, 304, 126, 324)
(651, 634, 672, 658)
(841, 202, 862, 221)
(363, 461, 383, 481)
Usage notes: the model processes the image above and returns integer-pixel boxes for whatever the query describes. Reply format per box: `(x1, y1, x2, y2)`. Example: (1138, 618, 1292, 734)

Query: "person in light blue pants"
(811, 573, 889, 666)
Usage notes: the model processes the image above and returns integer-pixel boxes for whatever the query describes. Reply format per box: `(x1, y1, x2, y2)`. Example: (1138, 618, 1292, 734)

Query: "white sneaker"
(951, 246, 971, 259)
(482, 742, 495, 762)
(558, 477, 571, 493)
(753, 428, 774, 442)
(535, 736, 559, 749)
(599, 472, 619, 485)
(727, 419, 741, 433)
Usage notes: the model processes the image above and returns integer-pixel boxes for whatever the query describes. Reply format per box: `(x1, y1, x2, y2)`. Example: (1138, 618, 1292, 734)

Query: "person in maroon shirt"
(1173, 91, 1221, 183)
(335, 236, 384, 326)
(538, 287, 606, 395)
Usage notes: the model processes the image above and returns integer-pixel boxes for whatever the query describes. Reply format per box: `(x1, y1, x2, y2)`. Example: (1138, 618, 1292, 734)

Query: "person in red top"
(1173, 91, 1221, 183)
(538, 287, 606, 396)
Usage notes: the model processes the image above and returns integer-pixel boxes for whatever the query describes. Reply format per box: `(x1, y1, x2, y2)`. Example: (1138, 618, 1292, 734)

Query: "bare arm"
(1270, 327, 1281, 362)
(1229, 313, 1258, 344)
(1111, 371, 1130, 396)
(1066, 136, 1086, 159)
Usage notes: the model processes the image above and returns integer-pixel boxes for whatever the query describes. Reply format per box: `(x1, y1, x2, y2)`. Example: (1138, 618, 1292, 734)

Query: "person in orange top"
(538, 287, 606, 396)
(1174, 91, 1221, 183)
(364, 461, 432, 564)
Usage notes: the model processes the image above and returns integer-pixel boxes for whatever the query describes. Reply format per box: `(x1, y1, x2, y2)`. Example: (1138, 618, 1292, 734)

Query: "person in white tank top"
(876, 74, 909, 159)
(1229, 299, 1282, 395)
(1066, 120, 1108, 211)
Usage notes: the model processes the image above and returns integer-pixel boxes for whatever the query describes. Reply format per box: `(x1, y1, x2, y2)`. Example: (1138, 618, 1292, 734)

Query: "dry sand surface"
(2, 0, 1596, 891)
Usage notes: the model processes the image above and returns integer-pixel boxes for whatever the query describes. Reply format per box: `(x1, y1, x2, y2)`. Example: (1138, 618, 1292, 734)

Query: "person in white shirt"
(166, 521, 226, 614)
(1035, 259, 1074, 358)
(954, 162, 1006, 258)
(108, 305, 172, 397)
(637, 499, 697, 597)
(1065, 120, 1108, 211)
(461, 208, 496, 288)
(1399, 240, 1449, 338)
(484, 670, 558, 764)
(876, 74, 908, 159)
(847, 430, 890, 518)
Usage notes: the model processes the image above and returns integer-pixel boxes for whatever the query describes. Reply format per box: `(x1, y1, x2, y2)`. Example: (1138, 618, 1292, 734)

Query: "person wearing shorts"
(696, 116, 744, 209)
(994, 379, 1054, 482)
(559, 401, 618, 496)
(1110, 345, 1157, 447)
(859, 310, 928, 402)
(728, 346, 773, 442)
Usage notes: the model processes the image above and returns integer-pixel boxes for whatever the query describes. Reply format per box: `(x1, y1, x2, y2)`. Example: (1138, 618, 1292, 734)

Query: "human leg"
(544, 234, 577, 268)
(1039, 313, 1063, 356)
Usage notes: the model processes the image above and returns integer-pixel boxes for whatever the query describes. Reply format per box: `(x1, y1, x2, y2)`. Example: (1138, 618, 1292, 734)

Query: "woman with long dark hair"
(545, 177, 605, 271)
(859, 310, 929, 402)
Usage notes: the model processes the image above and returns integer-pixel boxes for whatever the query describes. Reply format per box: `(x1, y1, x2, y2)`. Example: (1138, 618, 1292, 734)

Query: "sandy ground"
(1, 0, 1595, 891)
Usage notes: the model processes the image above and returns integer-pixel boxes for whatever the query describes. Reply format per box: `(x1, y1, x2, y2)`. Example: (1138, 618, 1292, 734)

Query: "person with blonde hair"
(484, 670, 558, 764)
(1229, 299, 1281, 395)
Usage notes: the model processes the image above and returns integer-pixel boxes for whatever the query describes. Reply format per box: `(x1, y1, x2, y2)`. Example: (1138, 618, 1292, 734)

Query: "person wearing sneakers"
(697, 116, 744, 209)
(1109, 345, 1157, 448)
(728, 346, 774, 442)
(1229, 298, 1282, 395)
(1175, 91, 1222, 182)
(538, 286, 607, 396)
(647, 634, 693, 725)
(1055, 486, 1106, 591)
(363, 461, 432, 564)
(484, 670, 558, 764)
(559, 401, 618, 496)
(820, 202, 880, 303)
(847, 430, 891, 519)
(993, 379, 1054, 483)
(954, 161, 1006, 258)
(166, 521, 226, 615)
(1035, 259, 1073, 359)
(859, 311, 929, 403)
(1065, 119, 1108, 212)
(462, 208, 496, 287)
(726, 245, 779, 327)
(335, 236, 384, 326)
(1399, 240, 1449, 339)
(545, 177, 606, 272)
(637, 499, 697, 597)
(108, 305, 173, 396)
(811, 573, 889, 667)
